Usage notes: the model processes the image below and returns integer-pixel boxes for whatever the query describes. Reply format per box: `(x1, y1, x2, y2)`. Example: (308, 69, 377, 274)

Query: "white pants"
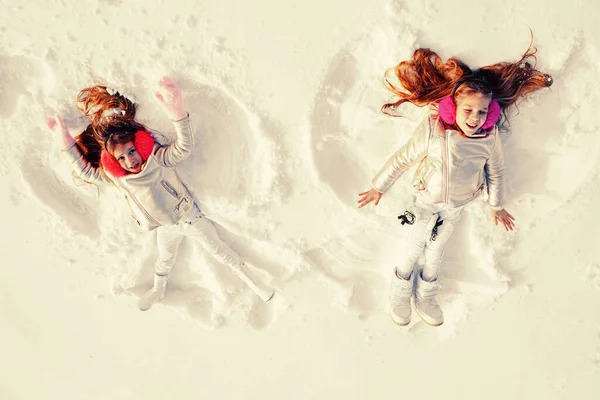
(155, 205, 241, 275)
(153, 204, 273, 300)
(396, 198, 464, 281)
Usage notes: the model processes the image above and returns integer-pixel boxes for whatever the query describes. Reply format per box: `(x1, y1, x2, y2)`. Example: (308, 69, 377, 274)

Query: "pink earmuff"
(100, 130, 155, 177)
(438, 95, 501, 130)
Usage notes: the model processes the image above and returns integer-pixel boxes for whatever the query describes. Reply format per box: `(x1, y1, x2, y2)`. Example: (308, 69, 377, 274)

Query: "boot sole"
(411, 298, 443, 327)
(390, 311, 410, 326)
(391, 315, 410, 326)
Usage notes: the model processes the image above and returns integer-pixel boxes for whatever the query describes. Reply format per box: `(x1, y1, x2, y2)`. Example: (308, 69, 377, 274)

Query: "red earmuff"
(438, 96, 501, 131)
(438, 96, 458, 125)
(100, 130, 155, 177)
(134, 130, 155, 160)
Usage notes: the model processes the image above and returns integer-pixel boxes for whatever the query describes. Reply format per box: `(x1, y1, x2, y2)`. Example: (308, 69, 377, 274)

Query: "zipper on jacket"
(161, 181, 180, 199)
(117, 180, 161, 227)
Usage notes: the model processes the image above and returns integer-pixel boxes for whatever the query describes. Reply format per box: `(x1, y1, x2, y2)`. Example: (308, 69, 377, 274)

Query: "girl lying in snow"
(358, 45, 553, 327)
(47, 77, 274, 310)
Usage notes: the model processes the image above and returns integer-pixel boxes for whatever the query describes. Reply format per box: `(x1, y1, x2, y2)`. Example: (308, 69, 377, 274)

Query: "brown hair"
(381, 44, 553, 120)
(73, 85, 148, 165)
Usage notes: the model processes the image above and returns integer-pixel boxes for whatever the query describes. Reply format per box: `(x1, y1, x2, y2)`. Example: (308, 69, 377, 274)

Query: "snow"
(1, 0, 599, 399)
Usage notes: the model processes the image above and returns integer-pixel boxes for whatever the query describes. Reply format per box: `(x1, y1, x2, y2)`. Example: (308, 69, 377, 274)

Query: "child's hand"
(154, 77, 187, 120)
(45, 114, 66, 133)
(45, 116, 58, 131)
(45, 114, 75, 148)
(492, 209, 515, 231)
(358, 188, 383, 208)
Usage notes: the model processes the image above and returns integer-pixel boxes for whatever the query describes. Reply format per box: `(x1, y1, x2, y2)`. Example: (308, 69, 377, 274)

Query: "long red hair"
(381, 43, 553, 121)
(73, 86, 149, 165)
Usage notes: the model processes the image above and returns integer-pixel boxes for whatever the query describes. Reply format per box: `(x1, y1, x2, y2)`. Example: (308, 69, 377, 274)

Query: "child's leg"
(395, 213, 438, 278)
(155, 224, 186, 276)
(184, 215, 274, 301)
(138, 224, 185, 311)
(408, 204, 463, 326)
(422, 210, 463, 282)
(389, 209, 437, 325)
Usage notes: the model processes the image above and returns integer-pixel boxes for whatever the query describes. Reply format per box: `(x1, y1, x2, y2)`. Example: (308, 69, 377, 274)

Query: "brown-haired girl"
(357, 45, 553, 327)
(46, 77, 274, 311)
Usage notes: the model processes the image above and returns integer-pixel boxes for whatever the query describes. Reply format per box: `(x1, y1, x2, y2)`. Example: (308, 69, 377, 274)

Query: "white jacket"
(372, 114, 506, 209)
(65, 114, 196, 230)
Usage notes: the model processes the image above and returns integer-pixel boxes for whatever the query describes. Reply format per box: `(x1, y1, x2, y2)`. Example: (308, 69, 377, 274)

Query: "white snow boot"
(138, 274, 168, 311)
(237, 262, 275, 302)
(390, 269, 414, 326)
(411, 271, 444, 326)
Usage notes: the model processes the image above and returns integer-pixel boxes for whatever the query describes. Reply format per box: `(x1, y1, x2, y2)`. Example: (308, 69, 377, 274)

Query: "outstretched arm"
(485, 131, 507, 209)
(152, 77, 194, 167)
(358, 116, 431, 208)
(370, 116, 431, 193)
(485, 131, 514, 231)
(46, 115, 108, 184)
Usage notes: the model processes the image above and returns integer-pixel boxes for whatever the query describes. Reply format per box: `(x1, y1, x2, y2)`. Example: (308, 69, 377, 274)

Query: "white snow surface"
(1, 0, 599, 399)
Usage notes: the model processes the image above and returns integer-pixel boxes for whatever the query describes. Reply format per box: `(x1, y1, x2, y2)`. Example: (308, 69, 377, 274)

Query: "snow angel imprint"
(357, 45, 553, 327)
(46, 77, 275, 311)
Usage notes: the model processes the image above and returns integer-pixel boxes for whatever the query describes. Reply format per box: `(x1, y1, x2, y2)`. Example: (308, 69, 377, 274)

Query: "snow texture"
(1, 0, 599, 399)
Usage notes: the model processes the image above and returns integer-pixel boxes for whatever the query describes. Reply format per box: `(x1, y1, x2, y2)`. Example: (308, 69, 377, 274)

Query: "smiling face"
(112, 141, 143, 174)
(455, 92, 492, 136)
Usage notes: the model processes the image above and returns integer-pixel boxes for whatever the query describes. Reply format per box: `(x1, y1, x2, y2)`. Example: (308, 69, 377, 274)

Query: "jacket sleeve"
(485, 130, 506, 209)
(153, 113, 194, 167)
(371, 116, 431, 193)
(63, 143, 109, 184)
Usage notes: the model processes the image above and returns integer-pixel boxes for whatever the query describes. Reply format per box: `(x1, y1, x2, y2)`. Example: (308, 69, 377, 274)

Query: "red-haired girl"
(47, 77, 274, 311)
(358, 46, 553, 327)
